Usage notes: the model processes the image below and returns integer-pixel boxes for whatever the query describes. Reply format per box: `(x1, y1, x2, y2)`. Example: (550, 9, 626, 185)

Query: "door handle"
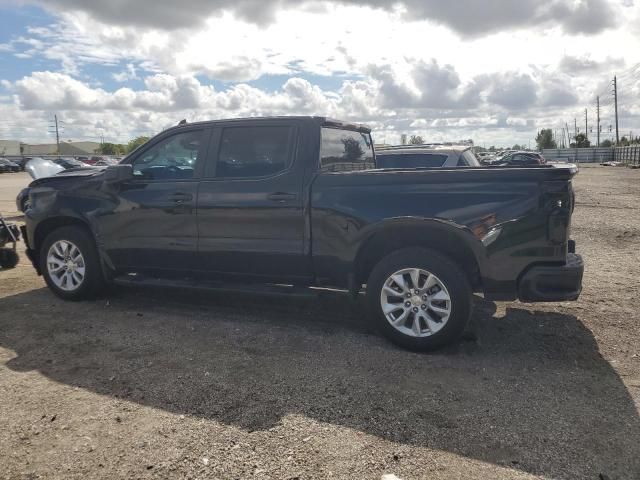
(169, 192, 193, 203)
(267, 192, 297, 202)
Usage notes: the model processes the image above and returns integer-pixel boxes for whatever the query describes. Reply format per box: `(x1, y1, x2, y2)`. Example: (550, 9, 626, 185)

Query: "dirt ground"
(1, 165, 639, 480)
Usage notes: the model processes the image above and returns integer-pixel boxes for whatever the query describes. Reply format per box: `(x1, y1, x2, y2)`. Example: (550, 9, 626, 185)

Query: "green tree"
(341, 137, 364, 160)
(127, 136, 150, 153)
(535, 129, 557, 150)
(409, 135, 424, 145)
(570, 133, 590, 148)
(98, 142, 118, 155)
(600, 139, 613, 147)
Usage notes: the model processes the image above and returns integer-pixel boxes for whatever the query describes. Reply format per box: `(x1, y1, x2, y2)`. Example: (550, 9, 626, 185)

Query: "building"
(0, 140, 22, 156)
(21, 141, 101, 156)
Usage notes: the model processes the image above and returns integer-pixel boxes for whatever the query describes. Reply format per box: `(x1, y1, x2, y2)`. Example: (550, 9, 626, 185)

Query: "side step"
(112, 273, 319, 298)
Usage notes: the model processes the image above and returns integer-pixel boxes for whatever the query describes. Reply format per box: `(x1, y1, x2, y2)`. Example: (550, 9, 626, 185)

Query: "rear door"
(196, 121, 309, 282)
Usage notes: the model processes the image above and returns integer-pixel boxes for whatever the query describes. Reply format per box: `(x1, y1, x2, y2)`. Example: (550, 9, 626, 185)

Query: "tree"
(600, 139, 613, 147)
(127, 136, 150, 153)
(535, 129, 557, 150)
(341, 137, 364, 161)
(98, 142, 118, 155)
(512, 144, 524, 150)
(409, 135, 424, 145)
(570, 133, 590, 148)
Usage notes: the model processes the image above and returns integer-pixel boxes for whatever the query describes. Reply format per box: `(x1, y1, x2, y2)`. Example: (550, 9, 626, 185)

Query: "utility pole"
(48, 114, 61, 154)
(574, 118, 577, 143)
(596, 96, 600, 147)
(54, 114, 60, 154)
(565, 122, 571, 147)
(613, 75, 620, 146)
(584, 109, 588, 143)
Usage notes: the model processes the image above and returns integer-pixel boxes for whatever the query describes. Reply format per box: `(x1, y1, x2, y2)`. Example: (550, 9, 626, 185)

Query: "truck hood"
(26, 157, 105, 186)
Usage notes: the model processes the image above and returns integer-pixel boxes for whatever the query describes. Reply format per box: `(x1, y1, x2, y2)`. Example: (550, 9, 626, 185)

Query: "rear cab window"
(319, 128, 374, 172)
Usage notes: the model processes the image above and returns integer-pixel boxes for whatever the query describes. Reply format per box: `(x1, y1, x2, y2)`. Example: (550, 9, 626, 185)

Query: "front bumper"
(518, 253, 584, 302)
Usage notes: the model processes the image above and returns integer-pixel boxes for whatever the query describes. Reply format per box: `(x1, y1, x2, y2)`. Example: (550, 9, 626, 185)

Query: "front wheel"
(40, 226, 105, 300)
(366, 247, 472, 351)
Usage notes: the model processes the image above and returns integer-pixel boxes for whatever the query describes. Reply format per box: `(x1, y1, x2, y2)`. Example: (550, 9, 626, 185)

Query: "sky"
(0, 0, 639, 147)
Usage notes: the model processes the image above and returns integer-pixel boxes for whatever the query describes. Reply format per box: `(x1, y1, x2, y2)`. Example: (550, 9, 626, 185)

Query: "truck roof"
(166, 116, 371, 134)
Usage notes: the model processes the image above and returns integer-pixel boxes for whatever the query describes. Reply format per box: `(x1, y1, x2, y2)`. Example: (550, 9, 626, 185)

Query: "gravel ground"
(0, 165, 639, 480)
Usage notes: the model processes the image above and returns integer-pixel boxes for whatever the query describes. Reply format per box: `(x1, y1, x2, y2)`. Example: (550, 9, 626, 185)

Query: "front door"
(99, 127, 209, 274)
(196, 122, 309, 282)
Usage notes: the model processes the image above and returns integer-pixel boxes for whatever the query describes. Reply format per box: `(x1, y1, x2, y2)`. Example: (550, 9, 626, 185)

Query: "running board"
(112, 273, 319, 298)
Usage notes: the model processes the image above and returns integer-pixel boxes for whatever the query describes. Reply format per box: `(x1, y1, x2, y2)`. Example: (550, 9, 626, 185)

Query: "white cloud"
(1, 1, 639, 147)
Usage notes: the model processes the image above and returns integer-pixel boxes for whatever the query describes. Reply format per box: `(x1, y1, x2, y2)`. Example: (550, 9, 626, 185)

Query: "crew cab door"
(196, 121, 309, 282)
(100, 127, 210, 273)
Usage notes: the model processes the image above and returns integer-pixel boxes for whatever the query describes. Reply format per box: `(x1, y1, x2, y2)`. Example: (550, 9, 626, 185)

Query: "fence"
(542, 148, 613, 163)
(614, 145, 640, 166)
(542, 146, 640, 165)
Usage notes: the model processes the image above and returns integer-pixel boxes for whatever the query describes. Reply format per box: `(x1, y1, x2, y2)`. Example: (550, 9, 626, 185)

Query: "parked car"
(375, 145, 480, 169)
(18, 116, 583, 351)
(0, 158, 21, 172)
(80, 156, 105, 165)
(495, 151, 547, 166)
(53, 157, 91, 170)
(1, 156, 30, 170)
(94, 157, 119, 166)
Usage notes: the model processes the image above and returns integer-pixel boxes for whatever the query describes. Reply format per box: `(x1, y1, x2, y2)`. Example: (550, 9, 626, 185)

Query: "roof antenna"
(178, 119, 187, 126)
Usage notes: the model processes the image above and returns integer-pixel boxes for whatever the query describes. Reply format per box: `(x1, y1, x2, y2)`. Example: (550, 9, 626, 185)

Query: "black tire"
(0, 249, 19, 269)
(366, 247, 472, 351)
(39, 226, 105, 300)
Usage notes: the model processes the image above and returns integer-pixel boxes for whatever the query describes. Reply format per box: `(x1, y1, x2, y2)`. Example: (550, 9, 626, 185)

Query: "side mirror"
(103, 164, 133, 183)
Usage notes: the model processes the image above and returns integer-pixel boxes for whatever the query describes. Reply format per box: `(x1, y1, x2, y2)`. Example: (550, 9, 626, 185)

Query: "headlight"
(16, 188, 30, 212)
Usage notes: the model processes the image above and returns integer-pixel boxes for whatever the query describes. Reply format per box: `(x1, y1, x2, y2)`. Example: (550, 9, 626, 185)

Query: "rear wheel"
(366, 247, 472, 351)
(40, 226, 104, 300)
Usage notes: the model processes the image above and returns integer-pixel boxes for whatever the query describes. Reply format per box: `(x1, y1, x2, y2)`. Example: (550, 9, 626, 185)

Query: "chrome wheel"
(380, 268, 452, 338)
(46, 240, 86, 292)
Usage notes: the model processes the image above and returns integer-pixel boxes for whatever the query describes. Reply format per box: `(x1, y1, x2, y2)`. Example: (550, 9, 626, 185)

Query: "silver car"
(375, 145, 481, 169)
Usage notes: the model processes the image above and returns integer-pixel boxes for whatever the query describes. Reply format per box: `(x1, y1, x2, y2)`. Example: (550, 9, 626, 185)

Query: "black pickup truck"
(18, 116, 583, 350)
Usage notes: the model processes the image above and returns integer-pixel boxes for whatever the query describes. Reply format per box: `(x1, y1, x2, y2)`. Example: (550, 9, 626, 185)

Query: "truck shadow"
(1, 287, 638, 479)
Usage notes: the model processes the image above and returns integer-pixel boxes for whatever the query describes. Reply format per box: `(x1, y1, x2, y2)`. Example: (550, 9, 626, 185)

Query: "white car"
(375, 145, 481, 169)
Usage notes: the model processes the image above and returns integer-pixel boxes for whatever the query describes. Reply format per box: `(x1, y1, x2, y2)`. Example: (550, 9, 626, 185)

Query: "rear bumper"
(518, 253, 584, 302)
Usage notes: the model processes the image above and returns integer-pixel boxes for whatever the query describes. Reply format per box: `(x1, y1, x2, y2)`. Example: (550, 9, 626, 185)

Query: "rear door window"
(320, 128, 374, 172)
(215, 126, 292, 178)
(376, 153, 447, 169)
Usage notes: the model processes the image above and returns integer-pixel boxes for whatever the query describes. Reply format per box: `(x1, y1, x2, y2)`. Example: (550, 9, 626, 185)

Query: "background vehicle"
(93, 157, 120, 166)
(19, 116, 583, 351)
(375, 145, 480, 168)
(53, 157, 91, 170)
(495, 151, 546, 166)
(0, 158, 21, 172)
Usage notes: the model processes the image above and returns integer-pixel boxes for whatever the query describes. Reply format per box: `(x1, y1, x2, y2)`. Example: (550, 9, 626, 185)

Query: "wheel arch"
(31, 216, 95, 272)
(353, 219, 484, 292)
